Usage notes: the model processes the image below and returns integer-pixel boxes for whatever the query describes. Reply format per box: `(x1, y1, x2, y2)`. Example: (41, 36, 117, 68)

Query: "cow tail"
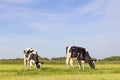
(67, 45, 72, 54)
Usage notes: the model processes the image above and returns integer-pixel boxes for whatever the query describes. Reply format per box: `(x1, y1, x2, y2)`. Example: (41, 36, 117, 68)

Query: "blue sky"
(0, 0, 120, 59)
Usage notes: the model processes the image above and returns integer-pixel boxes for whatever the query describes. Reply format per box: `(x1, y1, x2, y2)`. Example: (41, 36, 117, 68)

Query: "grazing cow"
(24, 48, 43, 69)
(66, 45, 96, 69)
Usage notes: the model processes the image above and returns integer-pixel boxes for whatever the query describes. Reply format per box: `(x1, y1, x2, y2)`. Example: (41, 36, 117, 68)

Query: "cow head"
(88, 58, 97, 69)
(36, 62, 44, 69)
(36, 63, 41, 69)
(85, 51, 96, 69)
(88, 60, 95, 69)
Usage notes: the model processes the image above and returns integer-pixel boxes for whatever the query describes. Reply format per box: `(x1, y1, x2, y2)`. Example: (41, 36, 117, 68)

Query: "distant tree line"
(51, 57, 66, 61)
(0, 56, 66, 64)
(0, 56, 120, 64)
(101, 56, 120, 61)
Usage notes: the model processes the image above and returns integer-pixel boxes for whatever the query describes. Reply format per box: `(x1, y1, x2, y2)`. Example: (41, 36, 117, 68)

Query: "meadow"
(0, 60, 120, 80)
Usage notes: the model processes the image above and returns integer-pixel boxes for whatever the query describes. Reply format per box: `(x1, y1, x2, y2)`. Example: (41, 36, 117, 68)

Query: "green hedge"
(102, 56, 120, 61)
(0, 56, 120, 64)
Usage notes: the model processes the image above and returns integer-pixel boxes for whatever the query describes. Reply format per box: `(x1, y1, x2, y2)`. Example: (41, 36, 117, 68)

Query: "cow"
(66, 45, 96, 69)
(24, 48, 43, 69)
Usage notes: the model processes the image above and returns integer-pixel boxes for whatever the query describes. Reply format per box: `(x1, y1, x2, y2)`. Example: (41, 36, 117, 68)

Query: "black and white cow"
(66, 45, 96, 69)
(24, 48, 43, 69)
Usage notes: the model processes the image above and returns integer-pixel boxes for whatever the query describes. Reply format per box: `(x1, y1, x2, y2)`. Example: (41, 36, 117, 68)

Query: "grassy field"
(0, 62, 120, 80)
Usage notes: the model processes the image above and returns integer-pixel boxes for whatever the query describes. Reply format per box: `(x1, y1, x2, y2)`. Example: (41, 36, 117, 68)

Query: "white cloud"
(27, 21, 66, 33)
(76, 0, 105, 17)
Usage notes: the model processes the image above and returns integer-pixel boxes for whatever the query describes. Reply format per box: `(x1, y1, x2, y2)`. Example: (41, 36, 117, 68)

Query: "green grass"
(0, 63, 120, 80)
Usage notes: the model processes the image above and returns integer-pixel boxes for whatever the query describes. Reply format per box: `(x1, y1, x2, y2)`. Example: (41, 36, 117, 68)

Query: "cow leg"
(70, 58, 73, 67)
(66, 57, 70, 68)
(81, 60, 85, 69)
(66, 53, 71, 68)
(30, 61, 32, 68)
(77, 59, 81, 69)
(24, 54, 27, 68)
(78, 60, 85, 69)
(30, 60, 33, 68)
(30, 60, 35, 68)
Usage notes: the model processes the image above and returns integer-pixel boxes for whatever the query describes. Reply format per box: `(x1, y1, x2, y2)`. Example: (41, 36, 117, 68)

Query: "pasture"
(0, 61, 120, 80)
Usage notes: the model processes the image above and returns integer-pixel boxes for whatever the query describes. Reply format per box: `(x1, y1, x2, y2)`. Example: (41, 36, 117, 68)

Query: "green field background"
(0, 59, 120, 80)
